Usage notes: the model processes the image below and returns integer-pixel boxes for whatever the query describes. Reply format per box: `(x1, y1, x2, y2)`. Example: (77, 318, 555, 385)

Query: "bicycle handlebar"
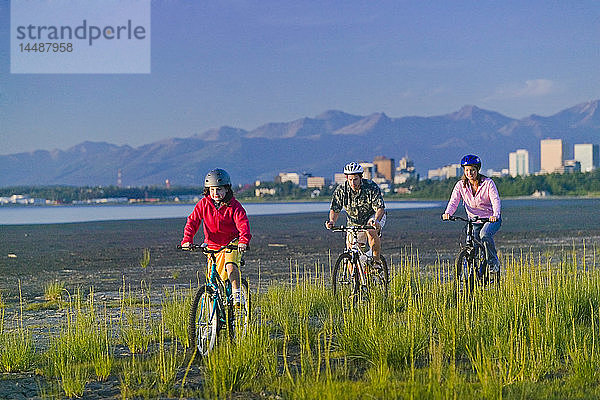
(177, 243, 239, 254)
(326, 224, 375, 232)
(443, 215, 490, 223)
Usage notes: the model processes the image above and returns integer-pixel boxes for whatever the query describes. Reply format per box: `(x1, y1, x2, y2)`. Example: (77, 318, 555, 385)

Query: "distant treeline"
(1, 170, 599, 202)
(0, 185, 202, 203)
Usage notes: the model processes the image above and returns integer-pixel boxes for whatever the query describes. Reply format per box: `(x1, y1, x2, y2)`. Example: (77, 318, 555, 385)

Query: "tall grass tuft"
(0, 282, 35, 373)
(204, 324, 277, 398)
(119, 279, 153, 354)
(45, 288, 113, 397)
(161, 285, 193, 347)
(155, 316, 181, 394)
(44, 280, 66, 303)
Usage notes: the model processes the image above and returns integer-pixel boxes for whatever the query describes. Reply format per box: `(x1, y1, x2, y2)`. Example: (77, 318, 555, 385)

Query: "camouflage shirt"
(330, 179, 385, 225)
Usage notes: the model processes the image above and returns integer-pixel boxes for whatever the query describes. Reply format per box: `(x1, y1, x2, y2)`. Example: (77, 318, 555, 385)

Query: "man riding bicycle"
(181, 168, 252, 307)
(326, 162, 386, 265)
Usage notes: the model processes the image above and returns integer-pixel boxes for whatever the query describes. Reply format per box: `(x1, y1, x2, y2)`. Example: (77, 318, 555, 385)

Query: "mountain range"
(2, 100, 600, 187)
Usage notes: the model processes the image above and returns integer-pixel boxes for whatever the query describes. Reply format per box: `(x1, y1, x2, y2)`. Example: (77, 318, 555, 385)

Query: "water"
(0, 201, 443, 225)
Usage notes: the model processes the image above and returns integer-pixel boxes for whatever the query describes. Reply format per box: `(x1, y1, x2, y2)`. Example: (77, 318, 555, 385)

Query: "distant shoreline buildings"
(425, 139, 599, 180)
(261, 137, 600, 199)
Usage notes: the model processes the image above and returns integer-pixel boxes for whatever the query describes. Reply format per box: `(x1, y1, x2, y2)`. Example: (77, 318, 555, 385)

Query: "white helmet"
(343, 162, 364, 175)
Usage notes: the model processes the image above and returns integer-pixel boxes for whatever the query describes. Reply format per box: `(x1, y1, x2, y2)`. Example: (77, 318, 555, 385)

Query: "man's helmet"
(343, 162, 364, 175)
(460, 154, 482, 170)
(204, 169, 231, 187)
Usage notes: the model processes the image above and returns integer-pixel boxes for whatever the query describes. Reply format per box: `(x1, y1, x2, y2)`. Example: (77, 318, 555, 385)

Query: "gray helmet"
(204, 169, 231, 187)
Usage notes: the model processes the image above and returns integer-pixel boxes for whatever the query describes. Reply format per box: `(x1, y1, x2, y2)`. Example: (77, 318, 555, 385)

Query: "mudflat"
(1, 198, 599, 302)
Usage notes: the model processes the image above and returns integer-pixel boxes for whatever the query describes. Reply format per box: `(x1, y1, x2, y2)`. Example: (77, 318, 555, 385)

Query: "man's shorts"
(347, 213, 387, 247)
(207, 240, 242, 281)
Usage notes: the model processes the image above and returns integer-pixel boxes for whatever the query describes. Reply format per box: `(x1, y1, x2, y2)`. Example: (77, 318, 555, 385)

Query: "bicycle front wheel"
(332, 253, 359, 302)
(455, 248, 476, 292)
(188, 285, 219, 357)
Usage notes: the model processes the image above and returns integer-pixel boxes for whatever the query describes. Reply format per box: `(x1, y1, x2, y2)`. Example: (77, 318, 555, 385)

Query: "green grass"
(0, 282, 36, 373)
(3, 244, 600, 398)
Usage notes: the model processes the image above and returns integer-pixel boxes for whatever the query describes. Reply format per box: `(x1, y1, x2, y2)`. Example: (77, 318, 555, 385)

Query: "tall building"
(428, 164, 461, 180)
(395, 156, 416, 184)
(307, 176, 327, 189)
(373, 156, 395, 181)
(540, 139, 565, 174)
(574, 143, 599, 172)
(561, 159, 581, 174)
(333, 173, 346, 185)
(358, 162, 376, 180)
(398, 156, 412, 170)
(276, 172, 307, 188)
(508, 149, 530, 177)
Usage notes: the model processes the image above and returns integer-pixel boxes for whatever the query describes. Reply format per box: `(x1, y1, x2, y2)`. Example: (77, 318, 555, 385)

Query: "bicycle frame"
(333, 225, 375, 286)
(328, 224, 388, 301)
(180, 242, 248, 357)
(446, 215, 491, 283)
(195, 243, 237, 331)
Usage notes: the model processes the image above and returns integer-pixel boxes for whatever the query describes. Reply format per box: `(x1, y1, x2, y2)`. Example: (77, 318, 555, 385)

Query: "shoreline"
(1, 192, 599, 208)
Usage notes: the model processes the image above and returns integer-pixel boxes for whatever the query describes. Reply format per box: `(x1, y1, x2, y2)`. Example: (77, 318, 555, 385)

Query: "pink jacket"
(181, 196, 252, 247)
(444, 177, 501, 219)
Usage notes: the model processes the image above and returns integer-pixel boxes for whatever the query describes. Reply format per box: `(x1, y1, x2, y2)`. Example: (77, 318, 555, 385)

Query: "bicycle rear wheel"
(188, 285, 219, 357)
(332, 253, 359, 302)
(229, 278, 250, 341)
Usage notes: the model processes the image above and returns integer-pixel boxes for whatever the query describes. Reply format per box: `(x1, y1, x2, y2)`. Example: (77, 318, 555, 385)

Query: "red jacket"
(181, 196, 252, 247)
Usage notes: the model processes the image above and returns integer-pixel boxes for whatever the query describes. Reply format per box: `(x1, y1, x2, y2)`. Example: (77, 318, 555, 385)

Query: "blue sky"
(1, 0, 599, 155)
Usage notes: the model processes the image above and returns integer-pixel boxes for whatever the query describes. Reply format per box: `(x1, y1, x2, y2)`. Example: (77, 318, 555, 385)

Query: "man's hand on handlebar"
(368, 218, 381, 230)
(181, 242, 192, 249)
(238, 243, 248, 252)
(442, 213, 451, 220)
(325, 220, 335, 230)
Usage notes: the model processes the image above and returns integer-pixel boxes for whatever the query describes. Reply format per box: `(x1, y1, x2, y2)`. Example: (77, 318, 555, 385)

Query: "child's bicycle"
(444, 215, 498, 292)
(327, 224, 389, 303)
(178, 242, 250, 358)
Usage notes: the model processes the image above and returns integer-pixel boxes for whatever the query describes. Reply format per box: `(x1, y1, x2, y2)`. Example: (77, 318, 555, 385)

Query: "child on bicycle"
(442, 154, 502, 273)
(181, 168, 252, 307)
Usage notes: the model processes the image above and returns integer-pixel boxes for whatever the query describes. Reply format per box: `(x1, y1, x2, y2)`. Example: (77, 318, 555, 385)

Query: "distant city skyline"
(2, 1, 600, 155)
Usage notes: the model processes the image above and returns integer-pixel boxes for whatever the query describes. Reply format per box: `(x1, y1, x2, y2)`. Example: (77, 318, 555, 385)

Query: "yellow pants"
(208, 242, 242, 281)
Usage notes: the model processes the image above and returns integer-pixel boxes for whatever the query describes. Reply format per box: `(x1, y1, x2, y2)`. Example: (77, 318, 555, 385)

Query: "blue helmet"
(460, 154, 481, 170)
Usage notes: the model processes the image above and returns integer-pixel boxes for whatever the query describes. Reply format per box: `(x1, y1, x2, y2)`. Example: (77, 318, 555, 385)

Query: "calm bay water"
(0, 201, 443, 225)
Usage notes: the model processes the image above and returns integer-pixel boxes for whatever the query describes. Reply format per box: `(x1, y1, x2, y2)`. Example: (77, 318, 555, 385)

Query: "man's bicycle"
(179, 242, 250, 357)
(444, 215, 498, 292)
(328, 225, 389, 303)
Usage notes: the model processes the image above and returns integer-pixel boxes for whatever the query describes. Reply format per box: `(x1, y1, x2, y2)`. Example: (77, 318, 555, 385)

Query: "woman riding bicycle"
(181, 168, 252, 307)
(442, 155, 502, 273)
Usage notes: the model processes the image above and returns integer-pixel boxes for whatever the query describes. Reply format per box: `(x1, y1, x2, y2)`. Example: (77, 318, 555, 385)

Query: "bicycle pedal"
(233, 302, 246, 316)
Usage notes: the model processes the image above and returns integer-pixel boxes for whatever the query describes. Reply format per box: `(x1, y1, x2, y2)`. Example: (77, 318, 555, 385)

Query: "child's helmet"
(204, 169, 231, 187)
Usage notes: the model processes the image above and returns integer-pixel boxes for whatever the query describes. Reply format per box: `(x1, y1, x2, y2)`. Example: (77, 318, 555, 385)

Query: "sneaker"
(489, 263, 500, 274)
(233, 301, 245, 316)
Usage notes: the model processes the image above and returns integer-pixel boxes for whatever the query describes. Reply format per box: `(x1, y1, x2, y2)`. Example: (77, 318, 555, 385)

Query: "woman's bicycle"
(327, 224, 389, 303)
(179, 242, 250, 358)
(444, 215, 498, 292)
